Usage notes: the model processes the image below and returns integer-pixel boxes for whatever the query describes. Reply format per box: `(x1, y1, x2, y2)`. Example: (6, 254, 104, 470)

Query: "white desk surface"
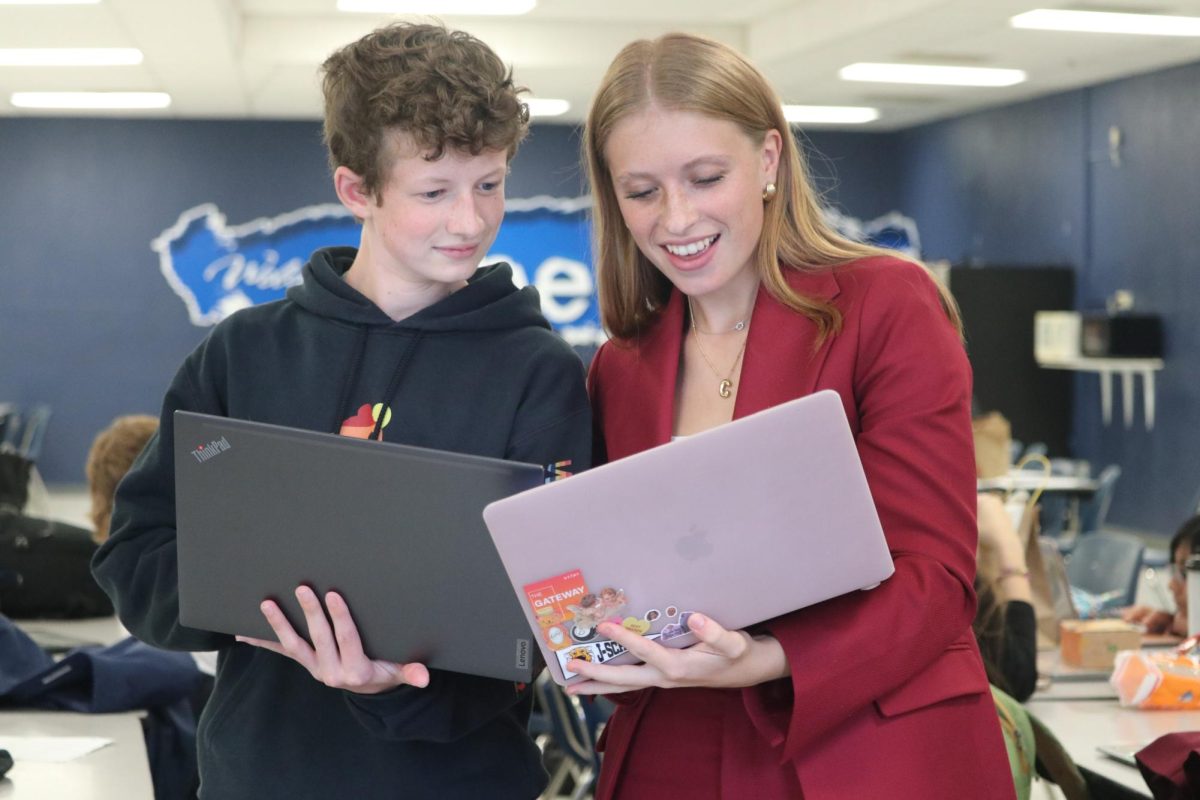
(0, 711, 153, 800)
(13, 616, 128, 652)
(1025, 695, 1200, 797)
(1034, 649, 1120, 701)
(977, 473, 1099, 494)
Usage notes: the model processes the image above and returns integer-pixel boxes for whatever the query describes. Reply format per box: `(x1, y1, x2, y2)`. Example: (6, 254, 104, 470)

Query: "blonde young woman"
(572, 33, 1015, 799)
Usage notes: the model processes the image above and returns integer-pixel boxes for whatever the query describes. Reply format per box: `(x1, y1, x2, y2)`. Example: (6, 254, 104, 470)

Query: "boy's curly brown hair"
(321, 22, 529, 199)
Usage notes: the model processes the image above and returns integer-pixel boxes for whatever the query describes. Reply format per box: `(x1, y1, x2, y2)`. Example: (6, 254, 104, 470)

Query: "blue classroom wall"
(896, 60, 1200, 534)
(1080, 62, 1200, 533)
(896, 92, 1087, 269)
(802, 130, 904, 221)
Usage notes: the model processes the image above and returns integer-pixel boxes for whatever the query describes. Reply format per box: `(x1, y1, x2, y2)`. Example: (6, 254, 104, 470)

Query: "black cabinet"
(948, 265, 1075, 456)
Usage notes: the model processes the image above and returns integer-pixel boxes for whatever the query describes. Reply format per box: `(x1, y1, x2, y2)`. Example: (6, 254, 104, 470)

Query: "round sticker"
(571, 624, 597, 642)
(665, 605, 678, 618)
(644, 609, 661, 622)
(545, 624, 572, 650)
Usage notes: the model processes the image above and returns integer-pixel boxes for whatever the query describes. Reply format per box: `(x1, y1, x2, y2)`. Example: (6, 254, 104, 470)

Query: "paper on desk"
(0, 735, 113, 762)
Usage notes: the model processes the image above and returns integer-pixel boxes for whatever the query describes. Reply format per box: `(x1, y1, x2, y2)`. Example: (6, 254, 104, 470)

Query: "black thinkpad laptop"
(173, 411, 542, 682)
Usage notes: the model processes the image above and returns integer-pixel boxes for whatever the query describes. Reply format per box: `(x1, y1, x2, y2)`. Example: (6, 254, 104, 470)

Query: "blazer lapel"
(733, 266, 842, 419)
(607, 292, 685, 456)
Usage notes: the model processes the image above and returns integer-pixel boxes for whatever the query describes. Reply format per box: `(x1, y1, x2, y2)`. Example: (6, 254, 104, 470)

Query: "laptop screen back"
(174, 411, 542, 682)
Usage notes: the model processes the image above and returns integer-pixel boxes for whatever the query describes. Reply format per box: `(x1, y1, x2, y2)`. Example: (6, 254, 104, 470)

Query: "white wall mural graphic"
(153, 199, 919, 349)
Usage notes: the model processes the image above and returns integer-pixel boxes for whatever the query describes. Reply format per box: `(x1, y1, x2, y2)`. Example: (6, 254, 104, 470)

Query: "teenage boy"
(93, 22, 590, 799)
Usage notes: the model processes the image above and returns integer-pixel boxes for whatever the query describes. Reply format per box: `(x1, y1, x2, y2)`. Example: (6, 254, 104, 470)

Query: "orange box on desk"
(1060, 619, 1141, 669)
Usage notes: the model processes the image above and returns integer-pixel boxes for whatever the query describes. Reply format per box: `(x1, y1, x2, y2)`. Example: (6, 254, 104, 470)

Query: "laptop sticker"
(523, 574, 696, 678)
(559, 634, 663, 679)
(533, 605, 573, 651)
(660, 616, 696, 641)
(524, 568, 590, 651)
(567, 586, 627, 640)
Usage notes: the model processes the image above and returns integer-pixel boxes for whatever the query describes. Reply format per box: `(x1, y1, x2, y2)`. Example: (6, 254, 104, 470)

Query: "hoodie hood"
(287, 246, 550, 333)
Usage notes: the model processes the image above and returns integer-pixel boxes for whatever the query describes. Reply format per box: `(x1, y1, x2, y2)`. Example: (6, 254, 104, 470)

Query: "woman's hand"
(236, 585, 430, 694)
(564, 613, 788, 696)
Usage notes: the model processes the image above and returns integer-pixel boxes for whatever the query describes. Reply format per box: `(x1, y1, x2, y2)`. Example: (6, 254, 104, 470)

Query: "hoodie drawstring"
(371, 331, 423, 440)
(331, 327, 370, 434)
(330, 327, 425, 441)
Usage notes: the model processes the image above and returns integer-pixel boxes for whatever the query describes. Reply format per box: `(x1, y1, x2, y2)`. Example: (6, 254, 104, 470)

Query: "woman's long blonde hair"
(584, 33, 961, 342)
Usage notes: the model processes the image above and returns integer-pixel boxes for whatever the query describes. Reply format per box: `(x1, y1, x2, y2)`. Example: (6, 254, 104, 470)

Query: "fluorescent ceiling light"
(0, 1, 101, 5)
(840, 63, 1026, 87)
(1011, 9, 1200, 36)
(0, 48, 143, 67)
(524, 97, 569, 118)
(783, 105, 879, 124)
(10, 91, 171, 109)
(337, 0, 536, 13)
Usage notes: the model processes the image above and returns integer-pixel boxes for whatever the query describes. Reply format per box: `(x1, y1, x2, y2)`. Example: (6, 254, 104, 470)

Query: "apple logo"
(675, 524, 713, 560)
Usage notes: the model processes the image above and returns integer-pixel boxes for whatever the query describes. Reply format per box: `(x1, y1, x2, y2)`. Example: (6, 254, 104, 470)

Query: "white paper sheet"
(0, 735, 113, 762)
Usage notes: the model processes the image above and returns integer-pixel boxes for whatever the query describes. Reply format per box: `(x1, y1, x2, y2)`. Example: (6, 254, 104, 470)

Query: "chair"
(991, 685, 1090, 800)
(1048, 458, 1088, 477)
(1065, 530, 1145, 608)
(0, 408, 21, 451)
(17, 404, 51, 463)
(1022, 442, 1048, 460)
(532, 673, 599, 800)
(0, 404, 16, 448)
(1076, 464, 1121, 535)
(1036, 494, 1072, 548)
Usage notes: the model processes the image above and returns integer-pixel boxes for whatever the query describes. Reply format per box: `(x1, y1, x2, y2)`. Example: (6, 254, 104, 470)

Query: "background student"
(974, 492, 1038, 702)
(568, 32, 1013, 799)
(86, 414, 157, 544)
(93, 22, 590, 799)
(1123, 514, 1200, 637)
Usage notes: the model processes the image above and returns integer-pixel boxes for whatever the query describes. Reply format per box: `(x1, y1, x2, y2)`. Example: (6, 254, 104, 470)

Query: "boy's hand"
(236, 585, 430, 693)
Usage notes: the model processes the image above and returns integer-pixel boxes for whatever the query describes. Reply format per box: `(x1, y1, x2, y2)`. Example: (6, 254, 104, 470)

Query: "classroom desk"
(3, 617, 156, 798)
(1029, 643, 1200, 797)
(1025, 696, 1200, 798)
(0, 711, 153, 799)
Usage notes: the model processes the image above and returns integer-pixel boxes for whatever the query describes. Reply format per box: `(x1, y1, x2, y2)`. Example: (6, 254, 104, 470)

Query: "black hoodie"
(93, 247, 591, 799)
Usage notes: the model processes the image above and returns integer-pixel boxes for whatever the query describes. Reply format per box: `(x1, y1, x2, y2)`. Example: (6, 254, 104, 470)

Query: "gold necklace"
(687, 297, 749, 399)
(694, 318, 748, 334)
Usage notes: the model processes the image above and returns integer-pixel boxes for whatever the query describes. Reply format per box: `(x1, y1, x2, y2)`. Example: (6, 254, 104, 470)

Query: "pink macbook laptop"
(483, 389, 894, 685)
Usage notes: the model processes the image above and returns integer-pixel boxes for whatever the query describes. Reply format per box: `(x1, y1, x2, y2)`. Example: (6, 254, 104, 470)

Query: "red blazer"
(587, 256, 1015, 799)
